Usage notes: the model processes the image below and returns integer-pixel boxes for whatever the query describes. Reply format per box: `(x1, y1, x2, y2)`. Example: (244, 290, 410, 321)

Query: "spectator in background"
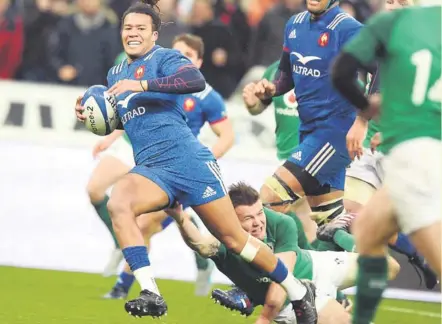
(108, 0, 135, 23)
(0, 0, 23, 79)
(17, 0, 68, 82)
(245, 0, 276, 27)
(190, 0, 243, 99)
(249, 0, 304, 67)
(156, 0, 189, 48)
(340, 0, 372, 22)
(48, 0, 120, 86)
(214, 0, 251, 77)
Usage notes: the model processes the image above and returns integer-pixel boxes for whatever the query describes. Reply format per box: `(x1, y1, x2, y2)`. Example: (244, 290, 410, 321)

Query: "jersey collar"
(128, 45, 162, 65)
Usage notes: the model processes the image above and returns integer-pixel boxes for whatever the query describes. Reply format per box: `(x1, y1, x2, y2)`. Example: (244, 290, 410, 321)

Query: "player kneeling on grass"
(167, 182, 399, 324)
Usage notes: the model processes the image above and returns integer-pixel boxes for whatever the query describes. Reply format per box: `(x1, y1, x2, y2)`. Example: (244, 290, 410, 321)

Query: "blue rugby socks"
(123, 246, 160, 295)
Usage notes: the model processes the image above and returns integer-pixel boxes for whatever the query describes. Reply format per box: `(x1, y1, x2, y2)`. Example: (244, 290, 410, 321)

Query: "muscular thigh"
(352, 187, 400, 252)
(111, 173, 170, 215)
(88, 155, 131, 193)
(192, 195, 243, 241)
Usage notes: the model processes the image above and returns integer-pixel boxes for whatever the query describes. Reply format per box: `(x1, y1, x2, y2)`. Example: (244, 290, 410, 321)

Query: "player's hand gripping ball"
(78, 85, 119, 136)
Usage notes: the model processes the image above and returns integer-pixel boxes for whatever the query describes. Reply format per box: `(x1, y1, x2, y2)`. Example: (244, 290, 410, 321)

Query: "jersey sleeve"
(158, 49, 195, 76)
(272, 213, 299, 254)
(204, 91, 228, 125)
(285, 211, 312, 250)
(343, 11, 398, 66)
(106, 68, 116, 88)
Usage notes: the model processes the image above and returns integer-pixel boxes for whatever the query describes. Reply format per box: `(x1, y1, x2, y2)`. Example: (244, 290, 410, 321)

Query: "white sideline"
(342, 287, 441, 303)
(381, 306, 441, 318)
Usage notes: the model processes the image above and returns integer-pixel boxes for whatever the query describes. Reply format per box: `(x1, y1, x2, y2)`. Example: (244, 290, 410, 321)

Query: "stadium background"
(0, 0, 440, 323)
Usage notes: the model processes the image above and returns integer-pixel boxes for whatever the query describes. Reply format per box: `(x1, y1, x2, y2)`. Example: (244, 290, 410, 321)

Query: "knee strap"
(263, 174, 301, 207)
(311, 198, 345, 225)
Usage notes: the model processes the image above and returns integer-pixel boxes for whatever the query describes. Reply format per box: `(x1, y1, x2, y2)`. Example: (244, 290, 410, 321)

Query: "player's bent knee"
(310, 197, 345, 225)
(318, 299, 351, 324)
(107, 195, 132, 220)
(86, 182, 106, 203)
(260, 175, 301, 211)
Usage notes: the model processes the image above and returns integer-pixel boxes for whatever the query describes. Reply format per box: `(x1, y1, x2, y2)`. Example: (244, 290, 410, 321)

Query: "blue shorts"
(287, 129, 351, 190)
(130, 159, 226, 208)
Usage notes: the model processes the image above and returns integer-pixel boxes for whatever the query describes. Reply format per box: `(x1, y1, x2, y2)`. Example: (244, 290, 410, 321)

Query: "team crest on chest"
(135, 66, 145, 79)
(183, 97, 196, 112)
(318, 32, 330, 47)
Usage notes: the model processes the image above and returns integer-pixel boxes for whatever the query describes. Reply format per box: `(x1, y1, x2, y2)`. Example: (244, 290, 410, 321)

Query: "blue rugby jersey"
(282, 7, 362, 133)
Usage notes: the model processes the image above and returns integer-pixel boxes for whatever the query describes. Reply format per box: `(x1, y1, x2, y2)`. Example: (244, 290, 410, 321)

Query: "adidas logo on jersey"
(202, 186, 217, 199)
(288, 29, 296, 39)
(292, 151, 302, 161)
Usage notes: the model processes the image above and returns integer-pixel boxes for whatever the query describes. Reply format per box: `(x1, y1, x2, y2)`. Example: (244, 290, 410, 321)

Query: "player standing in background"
(242, 62, 313, 242)
(331, 2, 441, 322)
(103, 33, 235, 299)
(75, 1, 318, 321)
(343, 0, 438, 290)
(250, 0, 366, 241)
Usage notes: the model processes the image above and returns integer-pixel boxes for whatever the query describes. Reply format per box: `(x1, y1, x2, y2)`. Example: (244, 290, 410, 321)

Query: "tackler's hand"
(254, 78, 276, 101)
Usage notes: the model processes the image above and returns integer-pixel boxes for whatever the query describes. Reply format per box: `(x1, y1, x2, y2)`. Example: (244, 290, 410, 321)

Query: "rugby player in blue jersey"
(252, 0, 366, 241)
(74, 1, 317, 322)
(102, 33, 235, 299)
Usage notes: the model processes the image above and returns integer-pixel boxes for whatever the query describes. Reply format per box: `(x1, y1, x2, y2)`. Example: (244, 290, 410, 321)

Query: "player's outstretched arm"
(143, 51, 206, 94)
(331, 52, 369, 112)
(255, 52, 294, 105)
(166, 204, 221, 257)
(209, 119, 235, 159)
(272, 51, 295, 98)
(144, 65, 206, 94)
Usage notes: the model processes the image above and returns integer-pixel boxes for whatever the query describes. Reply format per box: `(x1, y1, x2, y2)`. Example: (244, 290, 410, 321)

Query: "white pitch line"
(381, 306, 442, 318)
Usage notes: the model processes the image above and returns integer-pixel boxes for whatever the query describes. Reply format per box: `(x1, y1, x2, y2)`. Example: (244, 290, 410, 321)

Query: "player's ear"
(152, 31, 159, 42)
(195, 58, 203, 69)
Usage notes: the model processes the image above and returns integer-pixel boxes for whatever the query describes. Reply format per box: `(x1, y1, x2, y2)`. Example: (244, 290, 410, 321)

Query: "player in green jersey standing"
(343, 0, 438, 291)
(167, 182, 399, 324)
(242, 62, 315, 243)
(331, 1, 441, 323)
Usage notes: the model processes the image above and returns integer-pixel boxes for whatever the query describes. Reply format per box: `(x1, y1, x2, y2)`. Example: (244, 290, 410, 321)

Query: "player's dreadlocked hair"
(228, 182, 260, 209)
(122, 0, 162, 32)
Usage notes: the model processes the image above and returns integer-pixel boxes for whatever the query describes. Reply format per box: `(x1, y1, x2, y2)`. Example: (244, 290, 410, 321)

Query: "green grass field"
(0, 266, 440, 324)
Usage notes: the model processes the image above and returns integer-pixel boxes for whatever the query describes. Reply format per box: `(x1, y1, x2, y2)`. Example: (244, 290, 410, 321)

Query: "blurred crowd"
(1, 0, 382, 98)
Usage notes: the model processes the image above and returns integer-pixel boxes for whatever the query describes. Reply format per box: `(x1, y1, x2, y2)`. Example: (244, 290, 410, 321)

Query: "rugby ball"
(81, 85, 119, 136)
